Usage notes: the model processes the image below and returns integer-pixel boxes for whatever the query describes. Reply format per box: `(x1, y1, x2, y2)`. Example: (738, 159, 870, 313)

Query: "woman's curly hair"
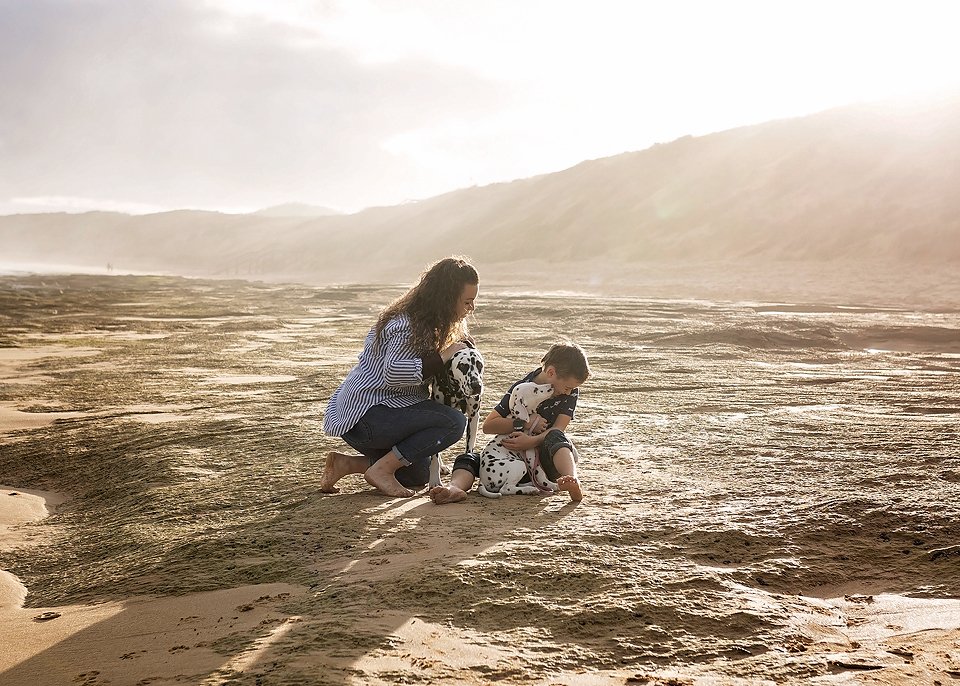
(375, 256, 479, 354)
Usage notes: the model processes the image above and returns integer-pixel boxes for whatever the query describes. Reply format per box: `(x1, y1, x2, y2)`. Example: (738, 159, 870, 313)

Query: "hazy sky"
(2, 0, 959, 215)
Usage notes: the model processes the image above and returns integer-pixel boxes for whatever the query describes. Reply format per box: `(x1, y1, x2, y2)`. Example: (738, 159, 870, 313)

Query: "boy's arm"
(500, 412, 575, 452)
(482, 408, 515, 435)
(550, 414, 572, 432)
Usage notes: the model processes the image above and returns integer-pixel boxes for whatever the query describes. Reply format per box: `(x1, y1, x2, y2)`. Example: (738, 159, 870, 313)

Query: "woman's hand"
(501, 432, 540, 451)
(440, 341, 468, 363)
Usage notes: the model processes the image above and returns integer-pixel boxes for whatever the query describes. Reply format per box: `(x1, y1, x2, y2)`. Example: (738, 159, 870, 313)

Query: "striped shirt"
(323, 314, 432, 436)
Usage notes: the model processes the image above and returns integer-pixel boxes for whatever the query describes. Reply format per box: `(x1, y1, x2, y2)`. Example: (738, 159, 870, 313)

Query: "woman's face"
(456, 283, 479, 320)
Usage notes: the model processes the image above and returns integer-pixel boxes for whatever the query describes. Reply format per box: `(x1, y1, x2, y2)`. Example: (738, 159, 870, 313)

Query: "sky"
(2, 0, 960, 216)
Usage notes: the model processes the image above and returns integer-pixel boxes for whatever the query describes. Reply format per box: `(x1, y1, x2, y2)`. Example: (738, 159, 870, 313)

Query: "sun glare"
(5, 0, 960, 215)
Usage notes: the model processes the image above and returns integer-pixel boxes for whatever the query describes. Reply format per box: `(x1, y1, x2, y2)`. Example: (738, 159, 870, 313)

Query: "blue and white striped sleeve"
(381, 318, 428, 388)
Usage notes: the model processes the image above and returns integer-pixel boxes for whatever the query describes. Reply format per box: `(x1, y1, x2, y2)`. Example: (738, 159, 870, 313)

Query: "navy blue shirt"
(492, 368, 578, 426)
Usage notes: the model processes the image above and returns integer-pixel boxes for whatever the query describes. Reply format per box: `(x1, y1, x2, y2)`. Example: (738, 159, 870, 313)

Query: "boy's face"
(545, 366, 583, 396)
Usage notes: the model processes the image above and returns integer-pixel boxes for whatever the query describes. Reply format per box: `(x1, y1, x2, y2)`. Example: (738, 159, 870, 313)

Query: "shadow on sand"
(1, 484, 580, 685)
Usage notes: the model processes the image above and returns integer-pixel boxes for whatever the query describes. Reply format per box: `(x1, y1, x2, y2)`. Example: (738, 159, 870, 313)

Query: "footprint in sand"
(120, 650, 148, 660)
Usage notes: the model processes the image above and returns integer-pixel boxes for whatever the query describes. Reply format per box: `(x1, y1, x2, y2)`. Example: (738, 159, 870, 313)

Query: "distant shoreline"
(2, 259, 958, 311)
(0, 261, 166, 278)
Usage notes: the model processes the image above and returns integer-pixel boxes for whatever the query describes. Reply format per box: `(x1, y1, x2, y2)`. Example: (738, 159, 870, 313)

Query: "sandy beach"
(1, 271, 959, 685)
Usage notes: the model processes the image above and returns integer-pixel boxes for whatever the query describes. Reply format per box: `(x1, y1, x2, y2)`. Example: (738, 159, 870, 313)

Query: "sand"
(1, 272, 959, 685)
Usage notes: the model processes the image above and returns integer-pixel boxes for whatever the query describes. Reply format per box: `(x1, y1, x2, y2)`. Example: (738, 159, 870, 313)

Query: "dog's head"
(447, 345, 484, 400)
(509, 382, 554, 421)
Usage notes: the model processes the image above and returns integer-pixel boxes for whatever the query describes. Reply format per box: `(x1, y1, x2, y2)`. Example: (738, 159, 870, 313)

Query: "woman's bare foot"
(428, 485, 467, 504)
(318, 451, 367, 493)
(556, 475, 583, 501)
(364, 461, 415, 497)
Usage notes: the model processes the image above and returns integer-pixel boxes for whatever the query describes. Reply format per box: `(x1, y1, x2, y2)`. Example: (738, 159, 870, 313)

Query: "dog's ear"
(436, 365, 456, 400)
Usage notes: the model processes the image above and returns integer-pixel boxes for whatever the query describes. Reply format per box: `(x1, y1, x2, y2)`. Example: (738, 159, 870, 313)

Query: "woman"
(320, 256, 479, 497)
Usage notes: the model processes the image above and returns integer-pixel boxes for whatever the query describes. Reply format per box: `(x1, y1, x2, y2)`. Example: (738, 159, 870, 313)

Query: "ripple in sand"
(0, 346, 101, 362)
(205, 374, 298, 385)
(0, 403, 88, 431)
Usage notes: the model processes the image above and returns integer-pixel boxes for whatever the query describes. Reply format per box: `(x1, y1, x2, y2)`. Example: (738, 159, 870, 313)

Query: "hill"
(252, 203, 343, 218)
(2, 94, 959, 287)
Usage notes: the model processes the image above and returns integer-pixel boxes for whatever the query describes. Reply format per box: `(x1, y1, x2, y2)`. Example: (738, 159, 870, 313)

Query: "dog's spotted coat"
(476, 381, 558, 498)
(428, 344, 484, 488)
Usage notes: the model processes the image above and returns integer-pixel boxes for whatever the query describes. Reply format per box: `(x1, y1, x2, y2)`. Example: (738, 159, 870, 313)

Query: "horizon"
(3, 0, 960, 217)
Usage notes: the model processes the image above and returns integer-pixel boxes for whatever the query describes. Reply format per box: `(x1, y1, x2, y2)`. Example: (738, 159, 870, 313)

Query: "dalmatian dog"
(476, 381, 558, 498)
(428, 342, 484, 488)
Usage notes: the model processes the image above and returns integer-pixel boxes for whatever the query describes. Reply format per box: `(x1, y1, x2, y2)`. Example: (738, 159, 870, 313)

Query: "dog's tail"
(476, 484, 502, 499)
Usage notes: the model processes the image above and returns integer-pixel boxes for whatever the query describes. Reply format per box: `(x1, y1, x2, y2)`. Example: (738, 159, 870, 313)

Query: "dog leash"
(525, 450, 556, 493)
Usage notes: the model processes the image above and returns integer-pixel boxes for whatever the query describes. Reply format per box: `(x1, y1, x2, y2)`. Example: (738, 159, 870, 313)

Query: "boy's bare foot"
(429, 485, 467, 504)
(556, 475, 583, 501)
(319, 451, 366, 493)
(364, 462, 415, 497)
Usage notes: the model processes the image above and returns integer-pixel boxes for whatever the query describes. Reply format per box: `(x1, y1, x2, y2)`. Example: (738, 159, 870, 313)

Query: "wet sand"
(1, 271, 959, 684)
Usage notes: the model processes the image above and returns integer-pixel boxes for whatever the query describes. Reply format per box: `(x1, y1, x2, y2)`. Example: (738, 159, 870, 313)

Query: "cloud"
(4, 0, 960, 215)
(0, 0, 507, 212)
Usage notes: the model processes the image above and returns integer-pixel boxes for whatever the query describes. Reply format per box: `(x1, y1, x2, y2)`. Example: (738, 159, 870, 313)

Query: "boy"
(429, 341, 590, 504)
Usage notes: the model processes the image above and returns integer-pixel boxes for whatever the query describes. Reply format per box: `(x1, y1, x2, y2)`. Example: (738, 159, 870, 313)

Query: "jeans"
(341, 401, 467, 488)
(538, 429, 575, 481)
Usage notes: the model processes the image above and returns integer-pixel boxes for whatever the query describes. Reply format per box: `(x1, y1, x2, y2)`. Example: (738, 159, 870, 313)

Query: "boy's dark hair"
(541, 341, 590, 381)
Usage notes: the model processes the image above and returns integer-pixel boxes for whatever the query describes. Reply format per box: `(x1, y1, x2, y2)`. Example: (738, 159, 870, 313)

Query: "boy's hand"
(502, 432, 539, 451)
(528, 414, 547, 434)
